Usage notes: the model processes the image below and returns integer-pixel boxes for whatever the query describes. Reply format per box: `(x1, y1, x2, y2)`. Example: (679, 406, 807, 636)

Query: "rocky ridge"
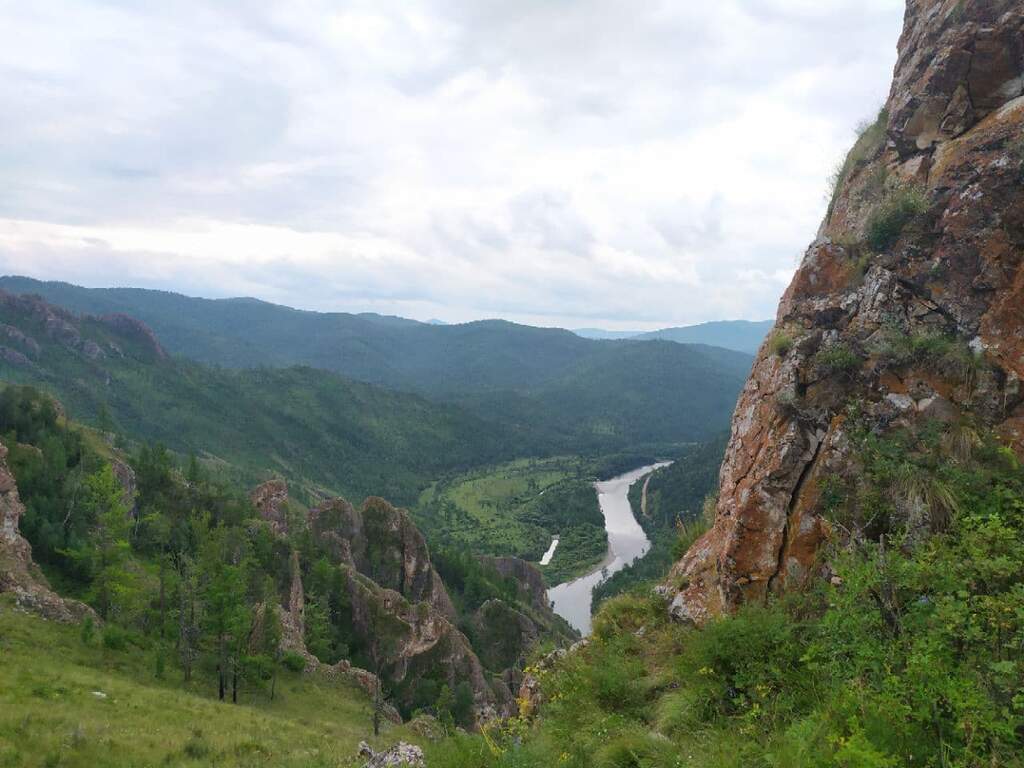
(252, 481, 571, 724)
(668, 0, 1024, 625)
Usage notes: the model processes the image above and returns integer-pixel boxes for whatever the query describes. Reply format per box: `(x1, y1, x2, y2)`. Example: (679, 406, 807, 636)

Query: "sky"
(0, 0, 905, 330)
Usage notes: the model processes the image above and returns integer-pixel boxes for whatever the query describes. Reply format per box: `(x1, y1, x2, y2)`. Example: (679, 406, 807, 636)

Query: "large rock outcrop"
(667, 0, 1024, 625)
(473, 556, 578, 666)
(250, 479, 291, 535)
(310, 496, 457, 621)
(0, 443, 95, 622)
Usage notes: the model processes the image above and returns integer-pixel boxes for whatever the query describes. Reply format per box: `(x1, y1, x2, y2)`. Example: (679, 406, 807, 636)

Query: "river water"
(549, 462, 672, 634)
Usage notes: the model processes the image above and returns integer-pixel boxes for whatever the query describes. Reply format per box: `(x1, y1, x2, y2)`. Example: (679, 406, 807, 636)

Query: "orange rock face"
(667, 0, 1024, 624)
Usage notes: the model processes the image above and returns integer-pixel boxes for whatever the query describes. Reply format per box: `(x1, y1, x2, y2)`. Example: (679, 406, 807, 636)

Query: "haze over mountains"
(573, 319, 773, 354)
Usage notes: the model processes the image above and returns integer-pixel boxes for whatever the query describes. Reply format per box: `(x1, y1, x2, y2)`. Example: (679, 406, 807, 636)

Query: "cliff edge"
(668, 0, 1024, 624)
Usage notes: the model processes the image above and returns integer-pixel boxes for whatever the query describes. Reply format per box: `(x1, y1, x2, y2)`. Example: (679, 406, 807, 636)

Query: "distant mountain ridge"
(0, 277, 752, 454)
(574, 320, 773, 354)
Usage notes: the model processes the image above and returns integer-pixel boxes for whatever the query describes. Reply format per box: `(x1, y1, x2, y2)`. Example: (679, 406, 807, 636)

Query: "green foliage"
(417, 457, 609, 585)
(0, 278, 750, 463)
(828, 107, 889, 214)
(871, 326, 983, 389)
(428, 424, 1024, 767)
(433, 549, 519, 614)
(865, 185, 928, 251)
(768, 330, 794, 358)
(0, 386, 98, 581)
(813, 343, 862, 377)
(0, 605, 421, 766)
(281, 651, 307, 673)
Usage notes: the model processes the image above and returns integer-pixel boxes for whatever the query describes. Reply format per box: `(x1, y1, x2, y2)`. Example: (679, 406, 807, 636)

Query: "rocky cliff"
(254, 484, 577, 723)
(310, 495, 457, 621)
(668, 0, 1024, 625)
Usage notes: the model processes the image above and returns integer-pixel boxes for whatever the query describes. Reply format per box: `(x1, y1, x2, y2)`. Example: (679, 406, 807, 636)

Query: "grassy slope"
(0, 600, 418, 768)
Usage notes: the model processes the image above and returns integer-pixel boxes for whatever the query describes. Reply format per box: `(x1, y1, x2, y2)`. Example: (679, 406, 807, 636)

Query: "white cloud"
(0, 0, 904, 329)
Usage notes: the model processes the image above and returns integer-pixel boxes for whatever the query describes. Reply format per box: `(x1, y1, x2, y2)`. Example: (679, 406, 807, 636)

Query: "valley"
(5, 1, 1023, 765)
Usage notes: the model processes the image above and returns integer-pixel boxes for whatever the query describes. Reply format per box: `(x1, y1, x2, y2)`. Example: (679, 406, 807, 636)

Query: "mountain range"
(573, 319, 773, 353)
(0, 283, 751, 502)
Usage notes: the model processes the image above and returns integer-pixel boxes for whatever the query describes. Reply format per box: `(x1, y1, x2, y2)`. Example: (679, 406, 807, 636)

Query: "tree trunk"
(218, 640, 226, 701)
(158, 557, 166, 640)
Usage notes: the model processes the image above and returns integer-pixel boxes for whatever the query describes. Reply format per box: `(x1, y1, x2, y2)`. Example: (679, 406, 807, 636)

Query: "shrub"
(672, 517, 709, 560)
(79, 616, 95, 646)
(813, 343, 861, 376)
(593, 731, 677, 768)
(768, 331, 794, 358)
(865, 185, 927, 251)
(101, 624, 129, 651)
(281, 650, 307, 673)
(591, 593, 662, 641)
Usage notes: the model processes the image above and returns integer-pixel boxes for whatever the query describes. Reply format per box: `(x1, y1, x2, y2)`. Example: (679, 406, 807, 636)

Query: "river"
(548, 462, 672, 634)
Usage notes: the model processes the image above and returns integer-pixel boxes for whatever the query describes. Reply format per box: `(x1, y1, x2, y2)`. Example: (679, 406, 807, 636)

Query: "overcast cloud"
(0, 0, 905, 329)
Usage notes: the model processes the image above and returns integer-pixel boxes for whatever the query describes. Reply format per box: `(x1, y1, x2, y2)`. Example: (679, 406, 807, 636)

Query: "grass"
(0, 599, 418, 767)
(865, 185, 928, 251)
(768, 331, 794, 358)
(827, 107, 889, 216)
(812, 343, 862, 377)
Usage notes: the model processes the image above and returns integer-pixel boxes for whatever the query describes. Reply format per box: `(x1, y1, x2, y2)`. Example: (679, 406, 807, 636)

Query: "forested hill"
(0, 276, 753, 396)
(0, 290, 510, 505)
(0, 278, 753, 455)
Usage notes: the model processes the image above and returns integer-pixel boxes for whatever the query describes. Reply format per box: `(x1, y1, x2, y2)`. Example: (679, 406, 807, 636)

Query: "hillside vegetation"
(0, 278, 751, 455)
(0, 292, 513, 505)
(0, 601, 410, 768)
(426, 422, 1024, 767)
(416, 457, 612, 586)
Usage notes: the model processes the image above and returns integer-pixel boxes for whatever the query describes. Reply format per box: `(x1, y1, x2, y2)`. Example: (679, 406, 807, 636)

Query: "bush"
(593, 731, 677, 768)
(281, 651, 307, 673)
(865, 185, 927, 251)
(672, 517, 709, 560)
(768, 331, 794, 358)
(101, 624, 129, 651)
(591, 593, 662, 641)
(813, 343, 861, 376)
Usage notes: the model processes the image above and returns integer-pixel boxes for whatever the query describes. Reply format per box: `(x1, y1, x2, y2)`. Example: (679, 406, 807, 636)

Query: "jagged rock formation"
(471, 556, 577, 674)
(0, 443, 95, 622)
(250, 479, 291, 535)
(0, 290, 159, 362)
(479, 555, 550, 615)
(668, 0, 1024, 625)
(97, 313, 167, 360)
(310, 496, 457, 621)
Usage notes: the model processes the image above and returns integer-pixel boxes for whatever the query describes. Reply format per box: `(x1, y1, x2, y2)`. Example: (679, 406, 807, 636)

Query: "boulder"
(358, 741, 425, 768)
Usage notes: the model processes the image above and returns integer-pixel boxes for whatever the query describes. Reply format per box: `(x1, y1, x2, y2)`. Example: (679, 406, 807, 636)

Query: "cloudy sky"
(0, 1, 905, 329)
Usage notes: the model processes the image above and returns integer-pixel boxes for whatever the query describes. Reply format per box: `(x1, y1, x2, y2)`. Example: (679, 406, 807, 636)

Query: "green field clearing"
(415, 456, 607, 586)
